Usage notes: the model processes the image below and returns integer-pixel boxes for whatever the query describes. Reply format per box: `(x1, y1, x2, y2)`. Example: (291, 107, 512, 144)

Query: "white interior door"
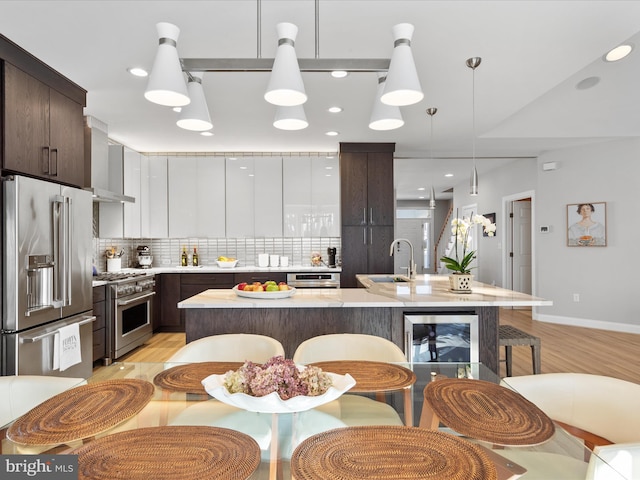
(512, 200, 532, 294)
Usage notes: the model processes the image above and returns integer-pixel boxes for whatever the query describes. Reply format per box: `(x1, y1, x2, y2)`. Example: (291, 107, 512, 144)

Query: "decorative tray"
(232, 285, 296, 299)
(202, 371, 355, 413)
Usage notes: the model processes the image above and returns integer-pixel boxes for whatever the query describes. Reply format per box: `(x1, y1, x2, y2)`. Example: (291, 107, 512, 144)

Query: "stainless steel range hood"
(84, 116, 135, 203)
(86, 186, 135, 203)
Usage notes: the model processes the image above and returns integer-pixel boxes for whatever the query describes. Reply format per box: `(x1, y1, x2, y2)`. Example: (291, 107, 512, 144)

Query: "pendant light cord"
(257, 0, 261, 58)
(315, 0, 320, 59)
(472, 66, 476, 170)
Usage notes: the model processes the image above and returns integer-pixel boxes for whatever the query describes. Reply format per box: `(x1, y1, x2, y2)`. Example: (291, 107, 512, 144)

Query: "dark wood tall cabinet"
(340, 143, 395, 288)
(1, 34, 86, 188)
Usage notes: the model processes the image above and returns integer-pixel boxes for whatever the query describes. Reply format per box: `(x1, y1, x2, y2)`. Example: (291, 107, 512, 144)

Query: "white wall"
(535, 138, 640, 333)
(451, 139, 640, 333)
(453, 158, 538, 287)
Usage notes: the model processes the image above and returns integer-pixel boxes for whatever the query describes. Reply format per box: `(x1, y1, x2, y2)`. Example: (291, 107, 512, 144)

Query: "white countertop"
(92, 265, 341, 287)
(178, 274, 552, 309)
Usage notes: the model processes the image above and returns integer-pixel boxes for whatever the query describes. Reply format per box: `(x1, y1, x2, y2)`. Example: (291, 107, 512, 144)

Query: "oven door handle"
(117, 291, 156, 307)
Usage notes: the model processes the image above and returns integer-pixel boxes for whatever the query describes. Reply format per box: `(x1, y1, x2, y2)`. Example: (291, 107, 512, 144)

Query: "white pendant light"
(176, 73, 213, 131)
(467, 57, 481, 196)
(144, 22, 190, 107)
(264, 23, 307, 106)
(381, 23, 423, 106)
(273, 105, 308, 130)
(426, 107, 437, 208)
(369, 73, 404, 131)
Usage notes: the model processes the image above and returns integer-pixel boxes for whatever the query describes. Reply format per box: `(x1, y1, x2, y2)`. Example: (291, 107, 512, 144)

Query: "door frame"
(501, 190, 536, 296)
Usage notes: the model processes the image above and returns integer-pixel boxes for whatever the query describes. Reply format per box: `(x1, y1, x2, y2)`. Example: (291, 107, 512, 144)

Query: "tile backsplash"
(94, 237, 341, 272)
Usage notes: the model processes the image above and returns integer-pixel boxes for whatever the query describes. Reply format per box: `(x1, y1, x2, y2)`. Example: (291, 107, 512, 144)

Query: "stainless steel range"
(94, 272, 155, 364)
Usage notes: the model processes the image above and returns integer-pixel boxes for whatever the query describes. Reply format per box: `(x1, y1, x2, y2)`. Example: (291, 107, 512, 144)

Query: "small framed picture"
(483, 212, 496, 237)
(567, 202, 606, 246)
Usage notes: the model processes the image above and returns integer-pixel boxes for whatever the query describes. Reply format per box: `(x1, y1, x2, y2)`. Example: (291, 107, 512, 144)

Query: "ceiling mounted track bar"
(181, 58, 390, 73)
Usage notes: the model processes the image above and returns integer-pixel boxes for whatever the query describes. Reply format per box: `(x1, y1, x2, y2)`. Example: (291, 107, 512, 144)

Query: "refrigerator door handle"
(63, 196, 73, 306)
(52, 195, 64, 307)
(19, 315, 96, 344)
(52, 195, 72, 308)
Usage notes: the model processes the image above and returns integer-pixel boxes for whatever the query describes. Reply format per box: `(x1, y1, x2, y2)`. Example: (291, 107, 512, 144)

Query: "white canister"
(107, 258, 122, 272)
(280, 256, 289, 267)
(258, 253, 269, 267)
(270, 255, 279, 267)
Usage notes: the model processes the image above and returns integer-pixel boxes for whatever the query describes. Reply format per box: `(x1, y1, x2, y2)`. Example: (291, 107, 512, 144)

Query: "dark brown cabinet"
(92, 285, 106, 363)
(340, 143, 395, 288)
(155, 273, 236, 332)
(2, 61, 85, 187)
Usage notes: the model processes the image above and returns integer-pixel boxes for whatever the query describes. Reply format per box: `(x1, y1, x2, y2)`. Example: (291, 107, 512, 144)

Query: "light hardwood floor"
(105, 308, 640, 384)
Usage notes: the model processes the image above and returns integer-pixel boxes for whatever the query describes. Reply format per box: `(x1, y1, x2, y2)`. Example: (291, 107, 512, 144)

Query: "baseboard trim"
(534, 312, 640, 335)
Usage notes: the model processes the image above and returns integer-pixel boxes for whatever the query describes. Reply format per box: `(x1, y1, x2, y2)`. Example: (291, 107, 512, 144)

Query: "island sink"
(367, 275, 411, 283)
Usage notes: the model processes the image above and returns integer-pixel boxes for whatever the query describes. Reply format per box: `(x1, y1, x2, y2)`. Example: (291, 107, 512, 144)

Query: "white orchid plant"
(440, 212, 496, 274)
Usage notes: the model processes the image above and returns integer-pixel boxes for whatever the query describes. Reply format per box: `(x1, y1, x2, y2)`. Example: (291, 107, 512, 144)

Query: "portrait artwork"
(567, 202, 606, 246)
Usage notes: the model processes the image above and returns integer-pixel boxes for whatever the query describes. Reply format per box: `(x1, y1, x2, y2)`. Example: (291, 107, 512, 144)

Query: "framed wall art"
(482, 212, 496, 237)
(566, 202, 607, 246)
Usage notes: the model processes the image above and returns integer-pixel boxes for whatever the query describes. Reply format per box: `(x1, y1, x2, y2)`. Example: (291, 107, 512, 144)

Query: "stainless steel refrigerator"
(1, 175, 94, 377)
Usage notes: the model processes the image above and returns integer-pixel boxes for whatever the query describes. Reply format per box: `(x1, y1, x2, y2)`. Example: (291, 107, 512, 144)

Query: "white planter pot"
(449, 273, 473, 291)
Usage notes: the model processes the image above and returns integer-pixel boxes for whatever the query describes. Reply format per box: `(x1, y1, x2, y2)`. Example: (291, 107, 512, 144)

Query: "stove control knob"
(135, 285, 143, 293)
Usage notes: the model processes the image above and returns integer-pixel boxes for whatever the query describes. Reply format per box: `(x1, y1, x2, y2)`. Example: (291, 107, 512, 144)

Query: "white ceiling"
(1, 1, 639, 200)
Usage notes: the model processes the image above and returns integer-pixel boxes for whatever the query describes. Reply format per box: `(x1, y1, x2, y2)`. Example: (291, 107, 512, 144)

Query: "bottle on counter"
(192, 247, 199, 267)
(181, 246, 188, 267)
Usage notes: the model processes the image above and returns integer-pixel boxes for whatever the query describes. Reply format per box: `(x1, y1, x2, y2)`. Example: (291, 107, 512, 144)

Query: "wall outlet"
(573, 293, 580, 302)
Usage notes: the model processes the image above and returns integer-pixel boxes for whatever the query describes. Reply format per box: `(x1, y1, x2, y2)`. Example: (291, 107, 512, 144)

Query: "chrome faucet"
(389, 238, 416, 279)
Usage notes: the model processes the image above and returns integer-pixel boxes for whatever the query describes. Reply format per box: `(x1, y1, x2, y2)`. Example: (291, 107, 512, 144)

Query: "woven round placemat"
(153, 361, 243, 394)
(7, 379, 154, 446)
(309, 360, 416, 392)
(70, 426, 260, 480)
(290, 425, 497, 480)
(424, 378, 555, 446)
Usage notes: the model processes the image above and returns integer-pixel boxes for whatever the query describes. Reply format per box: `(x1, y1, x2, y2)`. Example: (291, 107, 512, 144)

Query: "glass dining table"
(0, 361, 628, 480)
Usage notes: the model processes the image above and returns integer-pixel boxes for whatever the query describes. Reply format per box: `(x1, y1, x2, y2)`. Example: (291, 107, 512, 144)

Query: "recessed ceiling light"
(325, 131, 339, 136)
(173, 107, 182, 113)
(418, 196, 425, 199)
(325, 166, 333, 170)
(328, 106, 343, 113)
(127, 67, 148, 77)
(200, 131, 213, 136)
(240, 166, 247, 170)
(445, 173, 453, 177)
(228, 157, 237, 160)
(604, 44, 633, 62)
(331, 71, 348, 78)
(417, 187, 425, 191)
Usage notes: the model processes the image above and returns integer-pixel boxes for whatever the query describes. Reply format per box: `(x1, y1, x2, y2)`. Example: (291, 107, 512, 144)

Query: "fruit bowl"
(217, 259, 238, 268)
(232, 285, 296, 299)
(202, 371, 355, 413)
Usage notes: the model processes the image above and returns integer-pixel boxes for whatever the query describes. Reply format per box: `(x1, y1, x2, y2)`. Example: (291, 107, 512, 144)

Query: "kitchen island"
(178, 275, 551, 373)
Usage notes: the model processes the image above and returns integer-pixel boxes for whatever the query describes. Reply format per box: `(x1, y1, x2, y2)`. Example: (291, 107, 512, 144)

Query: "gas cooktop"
(94, 271, 151, 282)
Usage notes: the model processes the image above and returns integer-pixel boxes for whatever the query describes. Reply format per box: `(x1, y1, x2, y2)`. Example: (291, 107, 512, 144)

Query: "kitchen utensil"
(327, 248, 337, 267)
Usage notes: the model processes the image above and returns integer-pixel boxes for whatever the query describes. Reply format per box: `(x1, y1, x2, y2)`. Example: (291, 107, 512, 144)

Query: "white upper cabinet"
(226, 156, 283, 238)
(254, 157, 283, 237)
(283, 156, 311, 237)
(123, 146, 141, 238)
(225, 157, 255, 237)
(144, 155, 168, 238)
(311, 155, 340, 237)
(283, 155, 340, 237)
(168, 155, 225, 238)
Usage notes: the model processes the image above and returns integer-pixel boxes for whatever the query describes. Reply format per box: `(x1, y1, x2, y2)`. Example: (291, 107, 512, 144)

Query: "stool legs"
(505, 346, 513, 377)
(531, 345, 541, 374)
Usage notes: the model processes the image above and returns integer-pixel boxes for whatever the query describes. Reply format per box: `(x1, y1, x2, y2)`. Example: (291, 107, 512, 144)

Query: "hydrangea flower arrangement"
(223, 356, 333, 400)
